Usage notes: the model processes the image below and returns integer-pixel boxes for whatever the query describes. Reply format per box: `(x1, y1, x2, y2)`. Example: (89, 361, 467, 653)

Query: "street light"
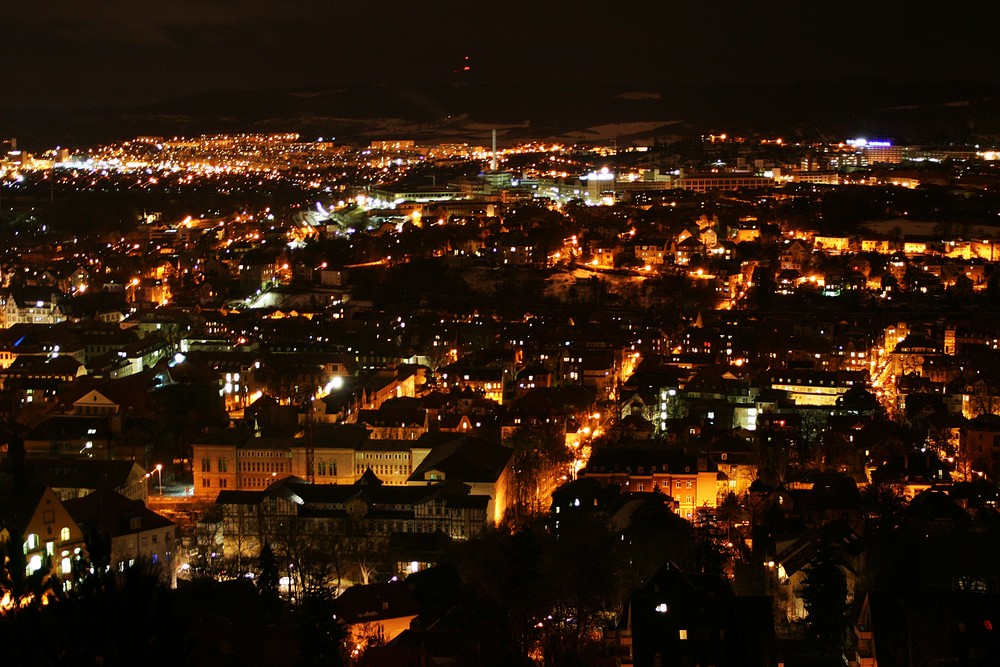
(150, 463, 163, 496)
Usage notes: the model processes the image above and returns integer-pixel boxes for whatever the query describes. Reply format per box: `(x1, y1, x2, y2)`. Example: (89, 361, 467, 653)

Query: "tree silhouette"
(693, 508, 727, 577)
(1, 559, 189, 667)
(801, 540, 848, 653)
(256, 543, 281, 614)
(541, 512, 628, 666)
(506, 423, 573, 525)
(295, 586, 348, 667)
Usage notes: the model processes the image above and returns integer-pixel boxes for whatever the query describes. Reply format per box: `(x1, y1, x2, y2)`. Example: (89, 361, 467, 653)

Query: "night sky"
(4, 1, 1000, 113)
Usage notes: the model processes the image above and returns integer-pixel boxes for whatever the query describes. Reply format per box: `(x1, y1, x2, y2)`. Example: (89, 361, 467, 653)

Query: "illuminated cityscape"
(5, 3, 1000, 665)
(2, 123, 1000, 664)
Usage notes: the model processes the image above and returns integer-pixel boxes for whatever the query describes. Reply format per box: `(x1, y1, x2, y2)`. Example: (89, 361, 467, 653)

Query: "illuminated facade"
(769, 370, 867, 407)
(580, 448, 719, 520)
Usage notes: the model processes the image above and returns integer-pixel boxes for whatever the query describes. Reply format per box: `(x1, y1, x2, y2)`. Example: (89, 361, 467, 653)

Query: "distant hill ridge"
(5, 79, 1000, 149)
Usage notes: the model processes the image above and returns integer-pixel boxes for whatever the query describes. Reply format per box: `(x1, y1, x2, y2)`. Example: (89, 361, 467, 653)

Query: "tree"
(540, 512, 628, 666)
(506, 423, 574, 525)
(353, 621, 387, 661)
(256, 544, 281, 614)
(692, 508, 727, 577)
(716, 491, 749, 550)
(836, 383, 885, 418)
(619, 495, 695, 582)
(448, 521, 546, 666)
(801, 540, 848, 652)
(295, 587, 348, 667)
(0, 559, 190, 666)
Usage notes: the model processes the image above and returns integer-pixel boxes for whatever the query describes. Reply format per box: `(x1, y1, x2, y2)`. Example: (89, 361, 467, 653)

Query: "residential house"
(0, 286, 67, 327)
(961, 414, 1000, 480)
(704, 432, 758, 498)
(0, 355, 87, 405)
(0, 324, 86, 369)
(23, 416, 115, 458)
(407, 433, 514, 524)
(336, 582, 420, 654)
(813, 236, 849, 254)
(607, 560, 777, 667)
(0, 478, 87, 588)
(779, 240, 810, 272)
(580, 447, 720, 520)
(26, 458, 150, 501)
(633, 238, 668, 266)
(356, 404, 429, 440)
(854, 591, 1000, 667)
(63, 488, 177, 586)
(672, 236, 705, 266)
(437, 365, 504, 405)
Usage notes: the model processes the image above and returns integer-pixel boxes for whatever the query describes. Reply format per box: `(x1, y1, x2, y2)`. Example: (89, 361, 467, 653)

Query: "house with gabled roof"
(607, 560, 777, 667)
(0, 355, 87, 407)
(580, 445, 719, 521)
(703, 431, 758, 498)
(58, 374, 157, 417)
(0, 323, 86, 369)
(407, 433, 513, 524)
(634, 237, 669, 266)
(72, 388, 123, 416)
(356, 406, 428, 441)
(23, 415, 115, 458)
(26, 457, 150, 501)
(854, 590, 1000, 667)
(0, 476, 87, 590)
(63, 487, 177, 586)
(337, 581, 421, 655)
(0, 286, 67, 327)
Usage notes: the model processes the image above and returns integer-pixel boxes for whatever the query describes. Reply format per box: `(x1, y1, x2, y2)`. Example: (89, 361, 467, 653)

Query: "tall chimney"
(491, 129, 498, 172)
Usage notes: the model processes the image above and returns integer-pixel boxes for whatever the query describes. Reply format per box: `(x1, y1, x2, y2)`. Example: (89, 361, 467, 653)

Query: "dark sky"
(4, 1, 1000, 113)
